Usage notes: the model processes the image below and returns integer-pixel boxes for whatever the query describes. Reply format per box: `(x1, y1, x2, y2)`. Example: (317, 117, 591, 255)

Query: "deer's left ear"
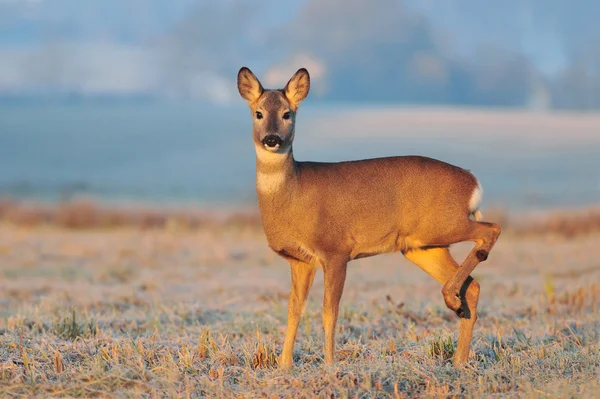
(238, 67, 264, 104)
(284, 68, 310, 109)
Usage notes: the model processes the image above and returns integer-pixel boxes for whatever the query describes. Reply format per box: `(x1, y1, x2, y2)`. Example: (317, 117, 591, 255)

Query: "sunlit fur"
(237, 66, 501, 369)
(255, 144, 292, 194)
(469, 181, 483, 215)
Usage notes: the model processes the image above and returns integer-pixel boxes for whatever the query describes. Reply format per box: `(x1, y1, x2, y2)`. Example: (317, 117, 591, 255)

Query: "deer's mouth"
(261, 135, 283, 149)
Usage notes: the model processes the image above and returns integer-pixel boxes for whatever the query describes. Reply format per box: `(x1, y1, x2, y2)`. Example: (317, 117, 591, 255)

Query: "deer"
(237, 66, 501, 368)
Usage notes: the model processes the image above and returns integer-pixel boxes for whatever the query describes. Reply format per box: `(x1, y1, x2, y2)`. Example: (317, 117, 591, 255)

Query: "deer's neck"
(255, 146, 297, 199)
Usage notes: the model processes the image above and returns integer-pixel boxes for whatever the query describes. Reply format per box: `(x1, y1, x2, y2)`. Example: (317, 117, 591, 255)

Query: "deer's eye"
(282, 112, 291, 120)
(255, 111, 263, 119)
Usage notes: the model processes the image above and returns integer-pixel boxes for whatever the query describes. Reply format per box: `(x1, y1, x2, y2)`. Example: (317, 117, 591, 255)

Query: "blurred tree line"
(2, 0, 598, 110)
(164, 0, 598, 109)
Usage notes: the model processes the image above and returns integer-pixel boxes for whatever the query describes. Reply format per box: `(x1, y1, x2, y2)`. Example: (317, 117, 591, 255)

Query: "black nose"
(262, 135, 282, 148)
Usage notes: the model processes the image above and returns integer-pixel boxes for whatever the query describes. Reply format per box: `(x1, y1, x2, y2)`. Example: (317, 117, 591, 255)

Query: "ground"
(0, 221, 599, 398)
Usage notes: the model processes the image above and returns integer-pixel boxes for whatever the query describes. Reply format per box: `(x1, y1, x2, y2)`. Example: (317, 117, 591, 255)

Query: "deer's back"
(262, 156, 479, 263)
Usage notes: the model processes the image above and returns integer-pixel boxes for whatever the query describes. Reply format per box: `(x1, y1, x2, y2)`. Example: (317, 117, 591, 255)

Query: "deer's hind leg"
(404, 247, 480, 366)
(441, 221, 500, 317)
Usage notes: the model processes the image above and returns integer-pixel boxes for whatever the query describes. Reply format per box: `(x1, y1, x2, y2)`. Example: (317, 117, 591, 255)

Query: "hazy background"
(0, 0, 599, 211)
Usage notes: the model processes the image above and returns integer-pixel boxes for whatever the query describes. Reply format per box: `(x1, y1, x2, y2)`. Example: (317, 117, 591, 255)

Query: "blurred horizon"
(1, 1, 599, 211)
(1, 0, 599, 110)
(2, 103, 600, 211)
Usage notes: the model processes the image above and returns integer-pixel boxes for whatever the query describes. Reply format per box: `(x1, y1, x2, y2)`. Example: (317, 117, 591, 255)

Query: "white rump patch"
(469, 181, 483, 213)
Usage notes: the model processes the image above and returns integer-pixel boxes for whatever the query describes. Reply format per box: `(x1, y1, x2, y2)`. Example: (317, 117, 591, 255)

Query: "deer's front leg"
(322, 257, 348, 365)
(280, 260, 316, 368)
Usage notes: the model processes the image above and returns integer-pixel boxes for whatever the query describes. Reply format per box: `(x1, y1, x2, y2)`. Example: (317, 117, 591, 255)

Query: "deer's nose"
(262, 135, 282, 148)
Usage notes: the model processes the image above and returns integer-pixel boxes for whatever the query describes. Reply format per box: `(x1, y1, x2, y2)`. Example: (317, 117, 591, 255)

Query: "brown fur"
(237, 67, 501, 368)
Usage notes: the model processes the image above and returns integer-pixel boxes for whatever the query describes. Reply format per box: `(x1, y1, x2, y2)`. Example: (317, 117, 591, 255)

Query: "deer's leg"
(404, 247, 480, 366)
(280, 260, 316, 368)
(322, 257, 348, 364)
(441, 221, 500, 315)
(455, 275, 479, 364)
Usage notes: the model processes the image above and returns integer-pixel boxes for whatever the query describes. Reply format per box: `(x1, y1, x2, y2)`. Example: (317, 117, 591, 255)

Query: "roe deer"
(237, 66, 501, 368)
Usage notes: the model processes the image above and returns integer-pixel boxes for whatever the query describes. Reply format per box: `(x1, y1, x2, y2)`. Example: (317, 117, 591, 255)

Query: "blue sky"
(0, 0, 596, 106)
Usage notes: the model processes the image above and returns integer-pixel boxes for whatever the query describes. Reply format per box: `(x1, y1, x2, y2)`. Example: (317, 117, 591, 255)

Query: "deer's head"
(237, 67, 310, 155)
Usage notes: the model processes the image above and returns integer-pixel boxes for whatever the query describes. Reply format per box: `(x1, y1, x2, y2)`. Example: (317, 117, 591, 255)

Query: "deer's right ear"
(237, 67, 263, 104)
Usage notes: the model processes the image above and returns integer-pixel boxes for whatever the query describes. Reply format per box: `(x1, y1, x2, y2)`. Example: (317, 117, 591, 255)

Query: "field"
(0, 202, 599, 398)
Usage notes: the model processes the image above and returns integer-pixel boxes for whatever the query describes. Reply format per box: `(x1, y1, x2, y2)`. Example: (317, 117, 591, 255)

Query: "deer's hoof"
(278, 356, 293, 370)
(442, 289, 462, 315)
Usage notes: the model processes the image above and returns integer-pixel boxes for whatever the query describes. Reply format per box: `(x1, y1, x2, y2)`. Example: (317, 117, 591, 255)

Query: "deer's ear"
(284, 68, 310, 109)
(237, 67, 264, 104)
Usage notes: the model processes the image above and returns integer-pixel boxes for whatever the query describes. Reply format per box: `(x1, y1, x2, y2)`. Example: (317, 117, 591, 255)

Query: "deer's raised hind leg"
(404, 247, 480, 365)
(280, 260, 316, 368)
(442, 221, 500, 316)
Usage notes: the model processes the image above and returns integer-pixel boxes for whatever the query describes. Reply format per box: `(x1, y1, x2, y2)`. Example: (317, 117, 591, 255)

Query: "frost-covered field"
(0, 217, 599, 398)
